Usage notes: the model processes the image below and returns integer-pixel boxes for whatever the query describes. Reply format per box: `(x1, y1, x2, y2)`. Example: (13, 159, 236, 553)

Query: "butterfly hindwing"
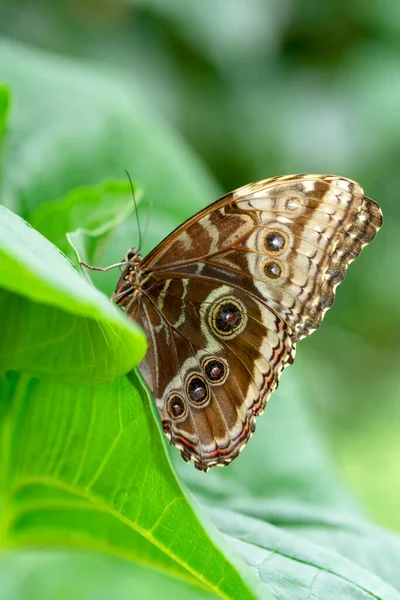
(135, 276, 294, 470)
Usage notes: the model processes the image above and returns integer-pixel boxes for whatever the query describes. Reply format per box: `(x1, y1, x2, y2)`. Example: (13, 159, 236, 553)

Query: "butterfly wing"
(124, 174, 382, 470)
(136, 276, 294, 471)
(142, 174, 382, 341)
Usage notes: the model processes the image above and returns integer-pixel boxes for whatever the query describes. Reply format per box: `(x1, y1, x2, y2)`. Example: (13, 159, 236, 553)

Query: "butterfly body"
(113, 174, 382, 472)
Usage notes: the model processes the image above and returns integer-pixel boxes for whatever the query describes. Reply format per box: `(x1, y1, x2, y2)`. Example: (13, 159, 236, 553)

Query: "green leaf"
(0, 371, 263, 600)
(210, 507, 400, 600)
(259, 504, 400, 587)
(30, 179, 140, 264)
(0, 205, 146, 384)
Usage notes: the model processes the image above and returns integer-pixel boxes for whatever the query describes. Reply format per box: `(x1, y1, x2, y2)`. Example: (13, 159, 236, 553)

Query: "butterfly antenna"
(124, 169, 142, 251)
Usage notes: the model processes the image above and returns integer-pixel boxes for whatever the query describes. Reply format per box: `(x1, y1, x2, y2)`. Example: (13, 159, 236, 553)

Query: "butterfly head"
(125, 247, 142, 266)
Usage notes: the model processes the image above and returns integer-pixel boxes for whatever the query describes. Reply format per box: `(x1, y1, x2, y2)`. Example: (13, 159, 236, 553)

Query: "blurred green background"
(0, 0, 399, 536)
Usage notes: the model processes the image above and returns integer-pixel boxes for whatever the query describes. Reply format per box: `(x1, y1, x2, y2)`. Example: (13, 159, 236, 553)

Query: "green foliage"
(0, 6, 399, 599)
(0, 372, 259, 600)
(0, 205, 146, 384)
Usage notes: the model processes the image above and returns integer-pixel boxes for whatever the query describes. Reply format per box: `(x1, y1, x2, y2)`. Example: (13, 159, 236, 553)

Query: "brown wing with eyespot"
(141, 174, 382, 342)
(134, 275, 294, 471)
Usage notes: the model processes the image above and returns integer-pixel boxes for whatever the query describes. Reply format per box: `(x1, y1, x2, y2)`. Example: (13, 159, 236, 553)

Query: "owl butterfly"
(88, 174, 382, 472)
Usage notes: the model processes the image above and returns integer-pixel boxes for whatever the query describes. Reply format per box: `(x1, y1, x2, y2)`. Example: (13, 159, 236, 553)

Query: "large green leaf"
(0, 205, 146, 384)
(0, 370, 263, 600)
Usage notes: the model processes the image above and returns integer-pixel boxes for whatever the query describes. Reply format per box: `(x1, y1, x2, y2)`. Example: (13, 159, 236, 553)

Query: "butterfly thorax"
(112, 246, 149, 315)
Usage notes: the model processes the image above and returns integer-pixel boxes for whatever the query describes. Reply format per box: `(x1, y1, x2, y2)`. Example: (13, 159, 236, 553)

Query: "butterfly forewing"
(115, 174, 382, 470)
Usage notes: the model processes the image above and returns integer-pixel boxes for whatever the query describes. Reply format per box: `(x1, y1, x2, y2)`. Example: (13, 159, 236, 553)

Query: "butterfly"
(84, 174, 382, 471)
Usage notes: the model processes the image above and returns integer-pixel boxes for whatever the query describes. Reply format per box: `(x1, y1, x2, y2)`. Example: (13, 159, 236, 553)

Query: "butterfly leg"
(80, 260, 129, 272)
